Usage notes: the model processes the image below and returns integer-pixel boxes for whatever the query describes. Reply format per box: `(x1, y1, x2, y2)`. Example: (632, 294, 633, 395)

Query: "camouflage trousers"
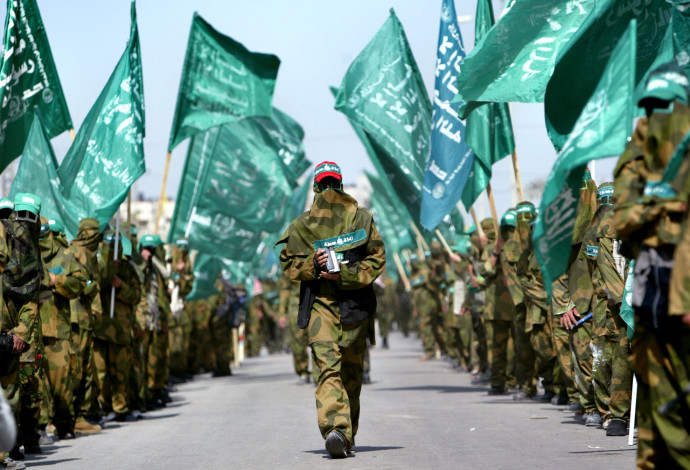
(18, 360, 43, 446)
(245, 313, 264, 357)
(288, 310, 309, 377)
(418, 302, 446, 358)
(551, 319, 578, 403)
(486, 319, 514, 389)
(529, 318, 557, 395)
(93, 339, 131, 415)
(571, 321, 595, 413)
(169, 312, 191, 377)
(395, 290, 414, 337)
(210, 315, 233, 375)
(446, 315, 472, 370)
(515, 305, 537, 396)
(129, 336, 145, 412)
(0, 357, 19, 416)
(189, 325, 215, 374)
(631, 314, 690, 470)
(147, 329, 169, 397)
(42, 337, 75, 432)
(72, 327, 99, 420)
(471, 311, 488, 373)
(378, 308, 394, 343)
(308, 306, 370, 447)
(608, 314, 632, 421)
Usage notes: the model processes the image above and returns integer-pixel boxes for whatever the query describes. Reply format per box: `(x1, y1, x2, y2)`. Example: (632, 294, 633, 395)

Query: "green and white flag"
(454, 0, 594, 118)
(168, 13, 280, 151)
(10, 113, 80, 238)
(0, 0, 71, 171)
(533, 20, 637, 295)
(366, 170, 414, 254)
(58, 1, 145, 230)
(334, 9, 431, 226)
(545, 0, 676, 151)
(461, 0, 515, 210)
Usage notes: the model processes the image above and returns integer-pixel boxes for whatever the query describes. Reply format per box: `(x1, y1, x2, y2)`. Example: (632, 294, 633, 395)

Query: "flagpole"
(511, 150, 525, 201)
(110, 210, 121, 319)
(69, 128, 76, 141)
(393, 252, 411, 292)
(409, 221, 430, 252)
(127, 190, 132, 234)
(486, 183, 501, 240)
(434, 229, 459, 261)
(155, 151, 172, 233)
(469, 207, 486, 241)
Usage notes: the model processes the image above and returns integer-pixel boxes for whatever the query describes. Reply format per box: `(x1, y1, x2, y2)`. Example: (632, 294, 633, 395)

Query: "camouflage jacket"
(614, 104, 689, 256)
(68, 243, 101, 330)
(479, 241, 515, 322)
(136, 257, 171, 332)
(278, 189, 385, 325)
(39, 236, 88, 339)
(502, 237, 525, 307)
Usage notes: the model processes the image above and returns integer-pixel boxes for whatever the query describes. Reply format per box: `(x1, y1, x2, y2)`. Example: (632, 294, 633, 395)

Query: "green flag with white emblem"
(0, 0, 72, 172)
(533, 20, 637, 295)
(168, 13, 281, 151)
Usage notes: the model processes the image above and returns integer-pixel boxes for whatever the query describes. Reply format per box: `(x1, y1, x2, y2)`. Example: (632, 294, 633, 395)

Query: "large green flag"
(461, 0, 515, 210)
(454, 0, 595, 118)
(58, 1, 145, 230)
(545, 1, 676, 151)
(533, 20, 636, 295)
(168, 13, 281, 151)
(10, 113, 80, 238)
(0, 0, 71, 171)
(334, 9, 431, 226)
(168, 110, 308, 259)
(366, 170, 414, 254)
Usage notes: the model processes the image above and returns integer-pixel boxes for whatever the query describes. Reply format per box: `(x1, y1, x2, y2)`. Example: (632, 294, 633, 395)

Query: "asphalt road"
(23, 331, 636, 469)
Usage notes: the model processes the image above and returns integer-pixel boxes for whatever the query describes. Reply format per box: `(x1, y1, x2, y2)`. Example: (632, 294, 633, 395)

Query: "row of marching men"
(0, 192, 207, 469)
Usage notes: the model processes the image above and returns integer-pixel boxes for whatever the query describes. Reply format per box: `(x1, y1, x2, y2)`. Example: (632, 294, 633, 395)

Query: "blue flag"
(420, 0, 474, 231)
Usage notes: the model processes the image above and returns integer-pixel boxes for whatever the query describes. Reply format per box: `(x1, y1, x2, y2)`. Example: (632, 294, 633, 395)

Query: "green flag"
(0, 0, 71, 171)
(186, 253, 221, 301)
(454, 0, 595, 118)
(10, 113, 80, 238)
(366, 170, 414, 254)
(533, 20, 636, 295)
(461, 0, 515, 210)
(545, 1, 675, 151)
(168, 13, 281, 151)
(58, 1, 145, 230)
(334, 9, 431, 226)
(620, 260, 635, 340)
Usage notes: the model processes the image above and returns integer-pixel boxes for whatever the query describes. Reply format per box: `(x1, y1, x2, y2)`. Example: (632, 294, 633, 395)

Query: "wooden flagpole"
(486, 183, 501, 240)
(409, 221, 429, 252)
(154, 151, 172, 233)
(393, 252, 411, 291)
(469, 207, 485, 240)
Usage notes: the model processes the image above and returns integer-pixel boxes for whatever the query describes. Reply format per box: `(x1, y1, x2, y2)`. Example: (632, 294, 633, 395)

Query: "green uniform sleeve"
(551, 272, 574, 316)
(338, 220, 386, 291)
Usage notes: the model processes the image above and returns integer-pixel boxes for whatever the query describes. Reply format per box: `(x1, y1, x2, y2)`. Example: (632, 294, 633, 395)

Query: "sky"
(5, 0, 619, 226)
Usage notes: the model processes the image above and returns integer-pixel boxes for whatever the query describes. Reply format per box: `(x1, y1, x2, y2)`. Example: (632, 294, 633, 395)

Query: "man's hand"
(12, 335, 26, 354)
(560, 307, 580, 330)
(176, 260, 185, 272)
(278, 316, 287, 329)
(319, 271, 341, 281)
(495, 237, 505, 252)
(49, 272, 56, 287)
(315, 249, 328, 270)
(449, 253, 461, 263)
(111, 276, 122, 289)
(682, 312, 690, 328)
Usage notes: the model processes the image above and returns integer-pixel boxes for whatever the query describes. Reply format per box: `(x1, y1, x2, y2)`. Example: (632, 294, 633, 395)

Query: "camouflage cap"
(13, 193, 41, 215)
(638, 62, 690, 108)
(501, 209, 517, 227)
(314, 161, 342, 183)
(48, 219, 65, 233)
(78, 217, 100, 231)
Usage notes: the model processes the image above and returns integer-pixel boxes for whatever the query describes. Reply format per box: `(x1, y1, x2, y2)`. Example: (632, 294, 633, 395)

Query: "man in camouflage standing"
(278, 161, 385, 458)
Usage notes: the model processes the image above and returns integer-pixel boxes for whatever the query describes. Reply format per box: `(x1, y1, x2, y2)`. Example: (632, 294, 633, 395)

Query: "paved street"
(24, 332, 635, 469)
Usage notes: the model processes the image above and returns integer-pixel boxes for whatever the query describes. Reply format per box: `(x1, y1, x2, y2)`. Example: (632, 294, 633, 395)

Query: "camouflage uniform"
(410, 254, 446, 359)
(464, 233, 488, 375)
(68, 218, 103, 426)
(38, 226, 87, 435)
(614, 92, 690, 467)
(446, 256, 472, 370)
(168, 239, 194, 380)
(376, 274, 396, 349)
(94, 233, 141, 417)
(278, 188, 385, 449)
(550, 272, 579, 404)
(209, 279, 236, 376)
(479, 218, 516, 393)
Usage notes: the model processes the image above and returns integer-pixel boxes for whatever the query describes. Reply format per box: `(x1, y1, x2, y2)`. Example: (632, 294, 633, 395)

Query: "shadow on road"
(140, 413, 179, 420)
(568, 448, 636, 455)
(25, 457, 80, 467)
(304, 445, 404, 457)
(374, 385, 481, 394)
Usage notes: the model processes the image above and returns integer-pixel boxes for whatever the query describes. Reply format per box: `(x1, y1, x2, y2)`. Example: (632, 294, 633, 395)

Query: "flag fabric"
(168, 13, 280, 151)
(366, 170, 414, 254)
(10, 113, 81, 238)
(57, 1, 145, 230)
(454, 0, 595, 118)
(0, 0, 71, 171)
(461, 0, 515, 210)
(168, 109, 308, 259)
(545, 1, 676, 151)
(533, 20, 637, 295)
(620, 260, 635, 340)
(420, 0, 474, 231)
(334, 9, 432, 226)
